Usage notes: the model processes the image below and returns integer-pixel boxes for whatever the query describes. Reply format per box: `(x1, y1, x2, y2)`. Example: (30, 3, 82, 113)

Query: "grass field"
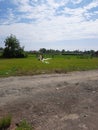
(0, 54, 98, 77)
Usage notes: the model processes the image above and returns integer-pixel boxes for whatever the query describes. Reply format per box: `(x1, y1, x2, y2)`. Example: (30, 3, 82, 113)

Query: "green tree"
(39, 48, 46, 54)
(3, 34, 27, 58)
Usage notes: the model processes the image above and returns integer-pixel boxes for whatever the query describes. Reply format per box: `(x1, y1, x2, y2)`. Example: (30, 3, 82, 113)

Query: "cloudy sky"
(0, 0, 98, 51)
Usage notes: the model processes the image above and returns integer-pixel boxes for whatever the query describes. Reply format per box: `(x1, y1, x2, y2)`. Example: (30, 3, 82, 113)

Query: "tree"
(61, 49, 65, 54)
(0, 47, 3, 53)
(3, 34, 27, 58)
(39, 48, 46, 54)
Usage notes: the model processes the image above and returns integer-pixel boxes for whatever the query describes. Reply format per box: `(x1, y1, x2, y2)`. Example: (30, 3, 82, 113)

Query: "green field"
(0, 54, 98, 77)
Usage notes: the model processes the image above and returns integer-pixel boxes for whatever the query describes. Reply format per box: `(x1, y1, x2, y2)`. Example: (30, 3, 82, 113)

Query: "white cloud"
(71, 0, 83, 4)
(9, 0, 98, 23)
(84, 0, 98, 10)
(0, 16, 98, 44)
(47, 0, 69, 8)
(0, 0, 98, 50)
(13, 0, 29, 5)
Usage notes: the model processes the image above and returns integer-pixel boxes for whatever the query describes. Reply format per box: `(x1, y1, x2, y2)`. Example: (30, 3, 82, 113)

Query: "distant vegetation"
(0, 35, 98, 77)
(1, 35, 98, 58)
(30, 48, 98, 58)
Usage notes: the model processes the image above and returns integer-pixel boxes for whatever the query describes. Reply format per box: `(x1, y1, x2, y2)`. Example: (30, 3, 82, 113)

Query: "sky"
(0, 0, 98, 51)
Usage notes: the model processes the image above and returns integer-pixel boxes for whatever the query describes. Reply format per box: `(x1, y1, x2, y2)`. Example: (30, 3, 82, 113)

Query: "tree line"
(0, 34, 98, 58)
(30, 48, 98, 57)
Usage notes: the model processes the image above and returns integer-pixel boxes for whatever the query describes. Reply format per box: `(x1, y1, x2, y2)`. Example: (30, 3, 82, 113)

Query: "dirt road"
(0, 70, 98, 130)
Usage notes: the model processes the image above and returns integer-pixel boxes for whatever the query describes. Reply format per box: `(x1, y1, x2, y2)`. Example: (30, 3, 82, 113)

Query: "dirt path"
(0, 70, 98, 130)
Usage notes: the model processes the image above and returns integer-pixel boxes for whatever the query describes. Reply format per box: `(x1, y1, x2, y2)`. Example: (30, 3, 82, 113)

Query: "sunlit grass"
(0, 55, 98, 77)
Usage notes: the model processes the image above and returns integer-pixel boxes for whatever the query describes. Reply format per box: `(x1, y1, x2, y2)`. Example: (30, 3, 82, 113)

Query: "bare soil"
(0, 70, 98, 130)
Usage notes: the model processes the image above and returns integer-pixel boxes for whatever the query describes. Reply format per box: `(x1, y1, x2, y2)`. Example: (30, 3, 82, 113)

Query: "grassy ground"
(0, 54, 98, 77)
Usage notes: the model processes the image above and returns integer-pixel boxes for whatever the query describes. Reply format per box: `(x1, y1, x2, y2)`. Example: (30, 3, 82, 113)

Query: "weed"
(0, 115, 12, 130)
(15, 120, 33, 130)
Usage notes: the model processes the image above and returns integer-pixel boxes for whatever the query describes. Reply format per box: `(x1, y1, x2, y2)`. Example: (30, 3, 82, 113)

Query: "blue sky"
(0, 0, 98, 51)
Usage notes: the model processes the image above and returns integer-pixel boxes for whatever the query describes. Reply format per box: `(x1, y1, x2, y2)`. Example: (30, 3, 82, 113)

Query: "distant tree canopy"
(0, 47, 3, 52)
(3, 34, 27, 58)
(30, 48, 98, 57)
(39, 48, 47, 54)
